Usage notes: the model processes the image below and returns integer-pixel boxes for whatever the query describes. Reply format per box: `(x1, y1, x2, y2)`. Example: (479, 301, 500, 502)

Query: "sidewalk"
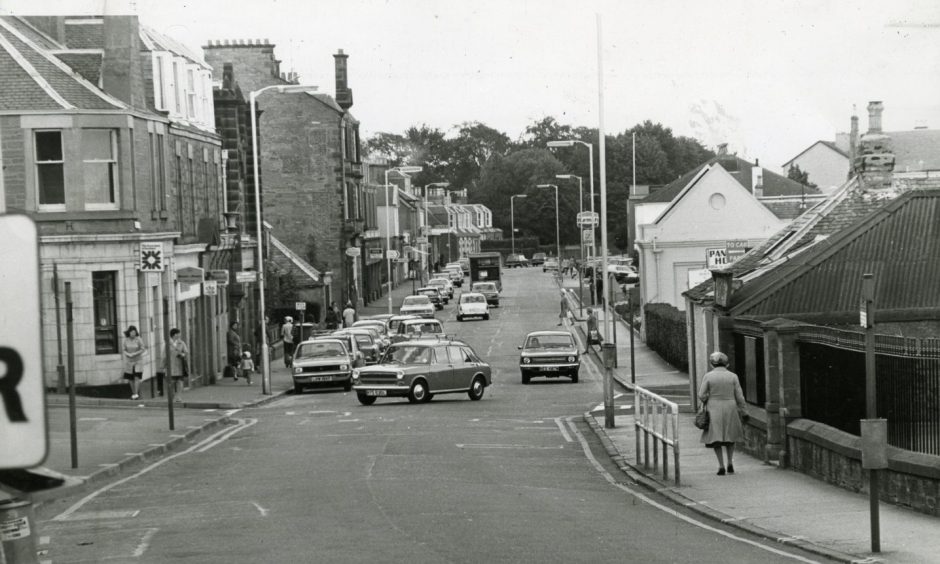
(561, 276, 940, 564)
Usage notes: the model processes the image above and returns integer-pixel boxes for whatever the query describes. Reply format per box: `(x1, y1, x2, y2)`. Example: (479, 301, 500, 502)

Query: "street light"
(536, 184, 560, 263)
(549, 140, 596, 306)
(557, 174, 584, 315)
(384, 166, 423, 314)
(510, 194, 527, 255)
(422, 182, 450, 284)
(250, 83, 318, 395)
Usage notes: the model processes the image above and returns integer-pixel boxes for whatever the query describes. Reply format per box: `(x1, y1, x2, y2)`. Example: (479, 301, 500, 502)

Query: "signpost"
(203, 280, 218, 296)
(367, 248, 383, 261)
(577, 211, 599, 227)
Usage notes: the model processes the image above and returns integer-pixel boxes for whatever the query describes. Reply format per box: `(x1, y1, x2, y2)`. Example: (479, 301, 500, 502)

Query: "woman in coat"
(122, 325, 146, 400)
(168, 328, 189, 402)
(698, 352, 748, 475)
(226, 321, 242, 378)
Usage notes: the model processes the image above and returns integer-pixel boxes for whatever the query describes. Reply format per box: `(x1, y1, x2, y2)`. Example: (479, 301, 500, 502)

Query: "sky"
(7, 0, 940, 170)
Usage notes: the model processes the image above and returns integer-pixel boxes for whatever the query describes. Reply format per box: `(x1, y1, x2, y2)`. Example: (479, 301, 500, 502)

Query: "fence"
(634, 385, 681, 485)
(798, 326, 940, 455)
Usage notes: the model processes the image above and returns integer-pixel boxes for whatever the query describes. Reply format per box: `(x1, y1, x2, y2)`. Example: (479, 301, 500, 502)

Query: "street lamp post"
(536, 184, 560, 262)
(510, 194, 527, 255)
(384, 166, 423, 314)
(548, 139, 595, 306)
(556, 174, 584, 315)
(422, 182, 450, 285)
(250, 83, 318, 395)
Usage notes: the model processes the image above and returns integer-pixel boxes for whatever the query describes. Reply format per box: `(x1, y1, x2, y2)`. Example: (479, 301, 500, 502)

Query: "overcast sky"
(9, 0, 940, 169)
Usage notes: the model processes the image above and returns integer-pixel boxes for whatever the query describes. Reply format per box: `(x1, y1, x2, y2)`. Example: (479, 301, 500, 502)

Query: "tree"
(787, 164, 818, 189)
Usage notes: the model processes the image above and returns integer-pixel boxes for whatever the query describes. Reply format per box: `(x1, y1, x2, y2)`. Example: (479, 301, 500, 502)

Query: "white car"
(399, 295, 435, 318)
(428, 277, 454, 300)
(456, 292, 490, 321)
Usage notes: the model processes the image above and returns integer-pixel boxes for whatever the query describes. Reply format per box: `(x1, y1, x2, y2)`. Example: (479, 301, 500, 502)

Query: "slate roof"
(889, 129, 940, 172)
(139, 24, 208, 67)
(53, 52, 102, 85)
(782, 140, 849, 167)
(269, 235, 320, 286)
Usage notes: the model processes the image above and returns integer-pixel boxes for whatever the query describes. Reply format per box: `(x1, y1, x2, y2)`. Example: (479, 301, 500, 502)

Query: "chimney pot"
(867, 101, 884, 134)
(717, 143, 728, 156)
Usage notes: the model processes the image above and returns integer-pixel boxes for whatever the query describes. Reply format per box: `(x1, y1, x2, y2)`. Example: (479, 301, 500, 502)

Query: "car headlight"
(340, 364, 349, 371)
(351, 369, 360, 382)
(396, 370, 405, 380)
(294, 367, 303, 374)
(567, 356, 576, 363)
(523, 357, 531, 364)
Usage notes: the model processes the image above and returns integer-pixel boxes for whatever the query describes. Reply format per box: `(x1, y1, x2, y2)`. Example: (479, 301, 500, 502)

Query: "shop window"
(83, 129, 119, 209)
(35, 130, 65, 210)
(92, 271, 119, 354)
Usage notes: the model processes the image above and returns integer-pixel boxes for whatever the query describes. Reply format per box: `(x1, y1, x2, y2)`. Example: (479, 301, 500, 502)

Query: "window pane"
(93, 271, 118, 354)
(82, 130, 113, 160)
(85, 162, 115, 204)
(38, 164, 65, 205)
(35, 131, 62, 161)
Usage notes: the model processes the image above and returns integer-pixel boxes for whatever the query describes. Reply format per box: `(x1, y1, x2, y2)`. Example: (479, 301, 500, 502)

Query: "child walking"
(239, 351, 255, 385)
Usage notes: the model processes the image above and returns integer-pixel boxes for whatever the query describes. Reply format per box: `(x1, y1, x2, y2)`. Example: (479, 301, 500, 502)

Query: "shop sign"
(140, 242, 164, 272)
(176, 266, 204, 286)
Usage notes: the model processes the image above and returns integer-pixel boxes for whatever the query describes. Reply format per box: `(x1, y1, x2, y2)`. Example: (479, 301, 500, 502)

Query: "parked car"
(291, 338, 355, 394)
(531, 252, 547, 266)
(386, 314, 420, 335)
(333, 329, 382, 364)
(428, 277, 455, 300)
(518, 331, 580, 384)
(400, 295, 436, 318)
(543, 258, 559, 272)
(350, 321, 390, 351)
(389, 317, 445, 344)
(470, 281, 499, 307)
(506, 253, 529, 268)
(444, 265, 464, 287)
(352, 339, 491, 405)
(457, 257, 470, 274)
(415, 287, 444, 309)
(456, 292, 489, 321)
(312, 334, 365, 368)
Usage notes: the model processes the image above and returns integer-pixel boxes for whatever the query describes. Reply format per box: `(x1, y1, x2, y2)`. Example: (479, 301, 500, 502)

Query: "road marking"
(53, 418, 257, 522)
(196, 418, 258, 453)
(563, 417, 820, 563)
(133, 528, 159, 557)
(202, 409, 218, 412)
(123, 452, 143, 456)
(298, 418, 311, 425)
(554, 417, 573, 442)
(308, 410, 336, 415)
(78, 417, 108, 421)
(338, 419, 360, 423)
(39, 536, 49, 545)
(456, 443, 564, 450)
(285, 411, 296, 415)
(252, 502, 269, 517)
(61, 509, 140, 521)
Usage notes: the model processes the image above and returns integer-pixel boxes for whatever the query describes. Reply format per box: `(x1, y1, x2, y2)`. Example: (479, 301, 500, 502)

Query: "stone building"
(0, 16, 229, 394)
(203, 40, 364, 310)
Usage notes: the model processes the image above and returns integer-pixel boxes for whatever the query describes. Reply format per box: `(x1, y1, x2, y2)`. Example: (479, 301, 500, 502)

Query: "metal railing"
(634, 385, 681, 485)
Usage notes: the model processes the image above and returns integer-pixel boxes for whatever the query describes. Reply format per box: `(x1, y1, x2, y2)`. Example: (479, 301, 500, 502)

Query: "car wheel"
(294, 384, 304, 395)
(344, 382, 353, 392)
(468, 376, 486, 401)
(357, 392, 377, 406)
(483, 313, 490, 320)
(457, 315, 464, 322)
(571, 371, 579, 384)
(521, 372, 530, 384)
(408, 379, 429, 403)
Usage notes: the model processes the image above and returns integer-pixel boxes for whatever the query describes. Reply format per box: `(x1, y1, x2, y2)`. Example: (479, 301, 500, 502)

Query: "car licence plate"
(366, 390, 387, 396)
(543, 367, 559, 371)
(313, 376, 331, 382)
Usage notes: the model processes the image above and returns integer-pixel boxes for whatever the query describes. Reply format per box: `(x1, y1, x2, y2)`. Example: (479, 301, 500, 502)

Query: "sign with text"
(208, 270, 230, 285)
(387, 250, 400, 260)
(176, 266, 204, 286)
(235, 271, 257, 283)
(726, 239, 749, 260)
(140, 242, 165, 272)
(295, 302, 306, 311)
(706, 248, 731, 269)
(345, 246, 361, 257)
(577, 211, 599, 227)
(203, 280, 218, 296)
(367, 248, 383, 260)
(0, 216, 47, 468)
(581, 228, 594, 245)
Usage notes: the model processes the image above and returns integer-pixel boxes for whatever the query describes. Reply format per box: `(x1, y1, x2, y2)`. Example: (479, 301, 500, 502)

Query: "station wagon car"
(292, 339, 354, 394)
(352, 339, 491, 404)
(400, 295, 436, 318)
(518, 330, 580, 384)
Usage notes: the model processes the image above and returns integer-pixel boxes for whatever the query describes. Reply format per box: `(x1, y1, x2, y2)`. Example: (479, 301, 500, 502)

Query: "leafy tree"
(787, 164, 818, 188)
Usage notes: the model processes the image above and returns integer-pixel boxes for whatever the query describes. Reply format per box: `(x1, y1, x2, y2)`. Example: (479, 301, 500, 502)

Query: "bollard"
(0, 499, 39, 564)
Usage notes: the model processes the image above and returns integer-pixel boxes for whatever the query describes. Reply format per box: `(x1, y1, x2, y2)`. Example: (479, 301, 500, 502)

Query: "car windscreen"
(474, 284, 496, 292)
(297, 341, 347, 358)
(461, 294, 485, 303)
(403, 296, 430, 306)
(383, 345, 431, 365)
(406, 322, 442, 334)
(525, 335, 575, 349)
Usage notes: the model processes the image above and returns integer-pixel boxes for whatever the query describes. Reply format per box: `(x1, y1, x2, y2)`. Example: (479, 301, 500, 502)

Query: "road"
(35, 269, 833, 563)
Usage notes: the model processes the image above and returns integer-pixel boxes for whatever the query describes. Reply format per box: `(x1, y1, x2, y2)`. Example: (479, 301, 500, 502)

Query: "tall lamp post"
(548, 139, 595, 305)
(556, 174, 584, 315)
(384, 166, 423, 314)
(250, 83, 318, 395)
(536, 184, 560, 262)
(422, 182, 450, 284)
(510, 194, 527, 255)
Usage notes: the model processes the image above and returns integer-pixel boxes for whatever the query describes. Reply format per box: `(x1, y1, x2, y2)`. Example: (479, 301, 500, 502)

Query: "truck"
(468, 252, 502, 291)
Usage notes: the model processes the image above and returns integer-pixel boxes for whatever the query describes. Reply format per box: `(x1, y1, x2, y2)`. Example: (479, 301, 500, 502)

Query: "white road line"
(456, 443, 564, 450)
(78, 417, 108, 421)
(252, 502, 269, 517)
(196, 418, 258, 453)
(132, 528, 159, 557)
(563, 417, 820, 563)
(53, 418, 256, 522)
(554, 417, 573, 443)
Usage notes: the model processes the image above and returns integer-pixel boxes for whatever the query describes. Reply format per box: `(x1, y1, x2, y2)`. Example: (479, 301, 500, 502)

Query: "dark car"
(352, 339, 492, 404)
(531, 252, 547, 266)
(506, 253, 529, 268)
(518, 331, 581, 383)
(333, 329, 381, 364)
(292, 339, 355, 394)
(470, 281, 499, 307)
(415, 287, 445, 310)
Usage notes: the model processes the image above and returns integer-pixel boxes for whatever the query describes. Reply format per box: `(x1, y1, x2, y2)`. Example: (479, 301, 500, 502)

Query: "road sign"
(0, 216, 47, 469)
(176, 266, 204, 286)
(295, 302, 306, 311)
(203, 280, 218, 296)
(345, 246, 361, 257)
(581, 228, 594, 245)
(367, 248, 383, 260)
(235, 271, 257, 283)
(208, 270, 229, 285)
(139, 242, 164, 271)
(577, 212, 599, 227)
(387, 250, 400, 260)
(397, 258, 409, 264)
(417, 236, 428, 245)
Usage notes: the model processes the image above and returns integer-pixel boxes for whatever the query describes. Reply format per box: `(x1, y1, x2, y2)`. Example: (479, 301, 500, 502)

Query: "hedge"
(643, 302, 689, 372)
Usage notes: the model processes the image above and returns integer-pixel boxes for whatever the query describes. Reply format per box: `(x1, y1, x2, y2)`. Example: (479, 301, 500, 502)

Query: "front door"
(447, 345, 474, 389)
(429, 345, 454, 391)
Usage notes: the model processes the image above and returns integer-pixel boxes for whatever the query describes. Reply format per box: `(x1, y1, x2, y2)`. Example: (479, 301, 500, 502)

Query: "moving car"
(518, 331, 581, 384)
(543, 258, 559, 272)
(505, 253, 529, 268)
(333, 329, 382, 364)
(416, 287, 445, 310)
(353, 319, 391, 342)
(444, 265, 464, 287)
(531, 252, 547, 266)
(390, 317, 445, 344)
(350, 322, 390, 351)
(428, 277, 454, 300)
(292, 338, 355, 394)
(386, 314, 420, 335)
(470, 281, 499, 307)
(456, 292, 489, 321)
(457, 257, 470, 274)
(400, 295, 436, 318)
(352, 338, 492, 405)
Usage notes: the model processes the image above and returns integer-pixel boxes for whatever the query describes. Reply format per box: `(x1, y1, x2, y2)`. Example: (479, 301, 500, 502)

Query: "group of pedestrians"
(121, 324, 189, 401)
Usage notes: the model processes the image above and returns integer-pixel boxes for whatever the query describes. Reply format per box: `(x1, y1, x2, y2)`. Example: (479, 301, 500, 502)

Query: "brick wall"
(1, 116, 25, 212)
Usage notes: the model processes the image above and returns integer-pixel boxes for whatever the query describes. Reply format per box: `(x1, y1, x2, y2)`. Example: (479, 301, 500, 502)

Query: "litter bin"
(601, 342, 617, 369)
(0, 498, 39, 563)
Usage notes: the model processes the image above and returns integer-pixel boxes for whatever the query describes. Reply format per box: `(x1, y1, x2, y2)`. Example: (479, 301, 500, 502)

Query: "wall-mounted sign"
(367, 248, 383, 260)
(176, 266, 205, 286)
(726, 239, 749, 260)
(345, 247, 361, 257)
(203, 280, 219, 296)
(706, 248, 730, 269)
(208, 270, 229, 285)
(140, 242, 164, 272)
(235, 271, 257, 283)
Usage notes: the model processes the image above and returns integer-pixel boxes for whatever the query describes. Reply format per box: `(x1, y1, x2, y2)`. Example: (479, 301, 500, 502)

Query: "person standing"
(122, 325, 146, 400)
(584, 307, 599, 353)
(168, 328, 189, 403)
(240, 351, 255, 385)
(281, 316, 295, 368)
(325, 304, 339, 330)
(698, 352, 749, 476)
(227, 321, 241, 379)
(342, 301, 357, 328)
(558, 290, 569, 326)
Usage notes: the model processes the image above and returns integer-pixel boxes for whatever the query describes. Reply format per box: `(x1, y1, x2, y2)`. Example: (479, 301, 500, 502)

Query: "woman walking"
(168, 328, 189, 402)
(227, 321, 242, 379)
(698, 352, 749, 475)
(122, 325, 146, 400)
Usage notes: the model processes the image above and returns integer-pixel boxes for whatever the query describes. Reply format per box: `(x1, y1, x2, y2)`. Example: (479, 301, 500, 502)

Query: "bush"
(643, 302, 689, 372)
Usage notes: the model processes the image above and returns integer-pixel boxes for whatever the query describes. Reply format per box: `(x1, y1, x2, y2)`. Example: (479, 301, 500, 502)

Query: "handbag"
(694, 404, 710, 431)
(588, 329, 601, 345)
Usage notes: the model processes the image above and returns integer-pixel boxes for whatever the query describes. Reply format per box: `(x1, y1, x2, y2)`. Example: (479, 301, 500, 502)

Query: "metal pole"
(384, 172, 393, 315)
(249, 90, 272, 395)
(65, 282, 77, 469)
(629, 131, 637, 385)
(576, 177, 584, 316)
(597, 14, 614, 429)
(629, 287, 636, 384)
(863, 273, 880, 552)
(587, 142, 596, 307)
(53, 264, 65, 393)
(553, 185, 560, 262)
(163, 298, 175, 430)
(511, 197, 516, 255)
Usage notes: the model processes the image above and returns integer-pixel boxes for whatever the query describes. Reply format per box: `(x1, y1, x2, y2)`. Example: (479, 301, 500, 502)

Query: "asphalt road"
(36, 269, 834, 563)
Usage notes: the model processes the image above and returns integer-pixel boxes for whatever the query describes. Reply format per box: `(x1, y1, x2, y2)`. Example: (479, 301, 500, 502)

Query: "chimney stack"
(333, 49, 353, 110)
(854, 101, 894, 191)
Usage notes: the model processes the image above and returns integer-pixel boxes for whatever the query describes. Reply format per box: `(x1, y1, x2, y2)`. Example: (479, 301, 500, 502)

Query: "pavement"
(559, 274, 940, 564)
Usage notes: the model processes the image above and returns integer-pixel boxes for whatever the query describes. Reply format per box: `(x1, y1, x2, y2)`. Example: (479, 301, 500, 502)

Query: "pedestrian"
(240, 351, 255, 385)
(558, 290, 569, 326)
(584, 308, 599, 353)
(281, 316, 295, 368)
(168, 328, 189, 402)
(325, 304, 339, 330)
(342, 301, 357, 328)
(122, 325, 146, 400)
(226, 321, 241, 379)
(698, 352, 749, 476)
